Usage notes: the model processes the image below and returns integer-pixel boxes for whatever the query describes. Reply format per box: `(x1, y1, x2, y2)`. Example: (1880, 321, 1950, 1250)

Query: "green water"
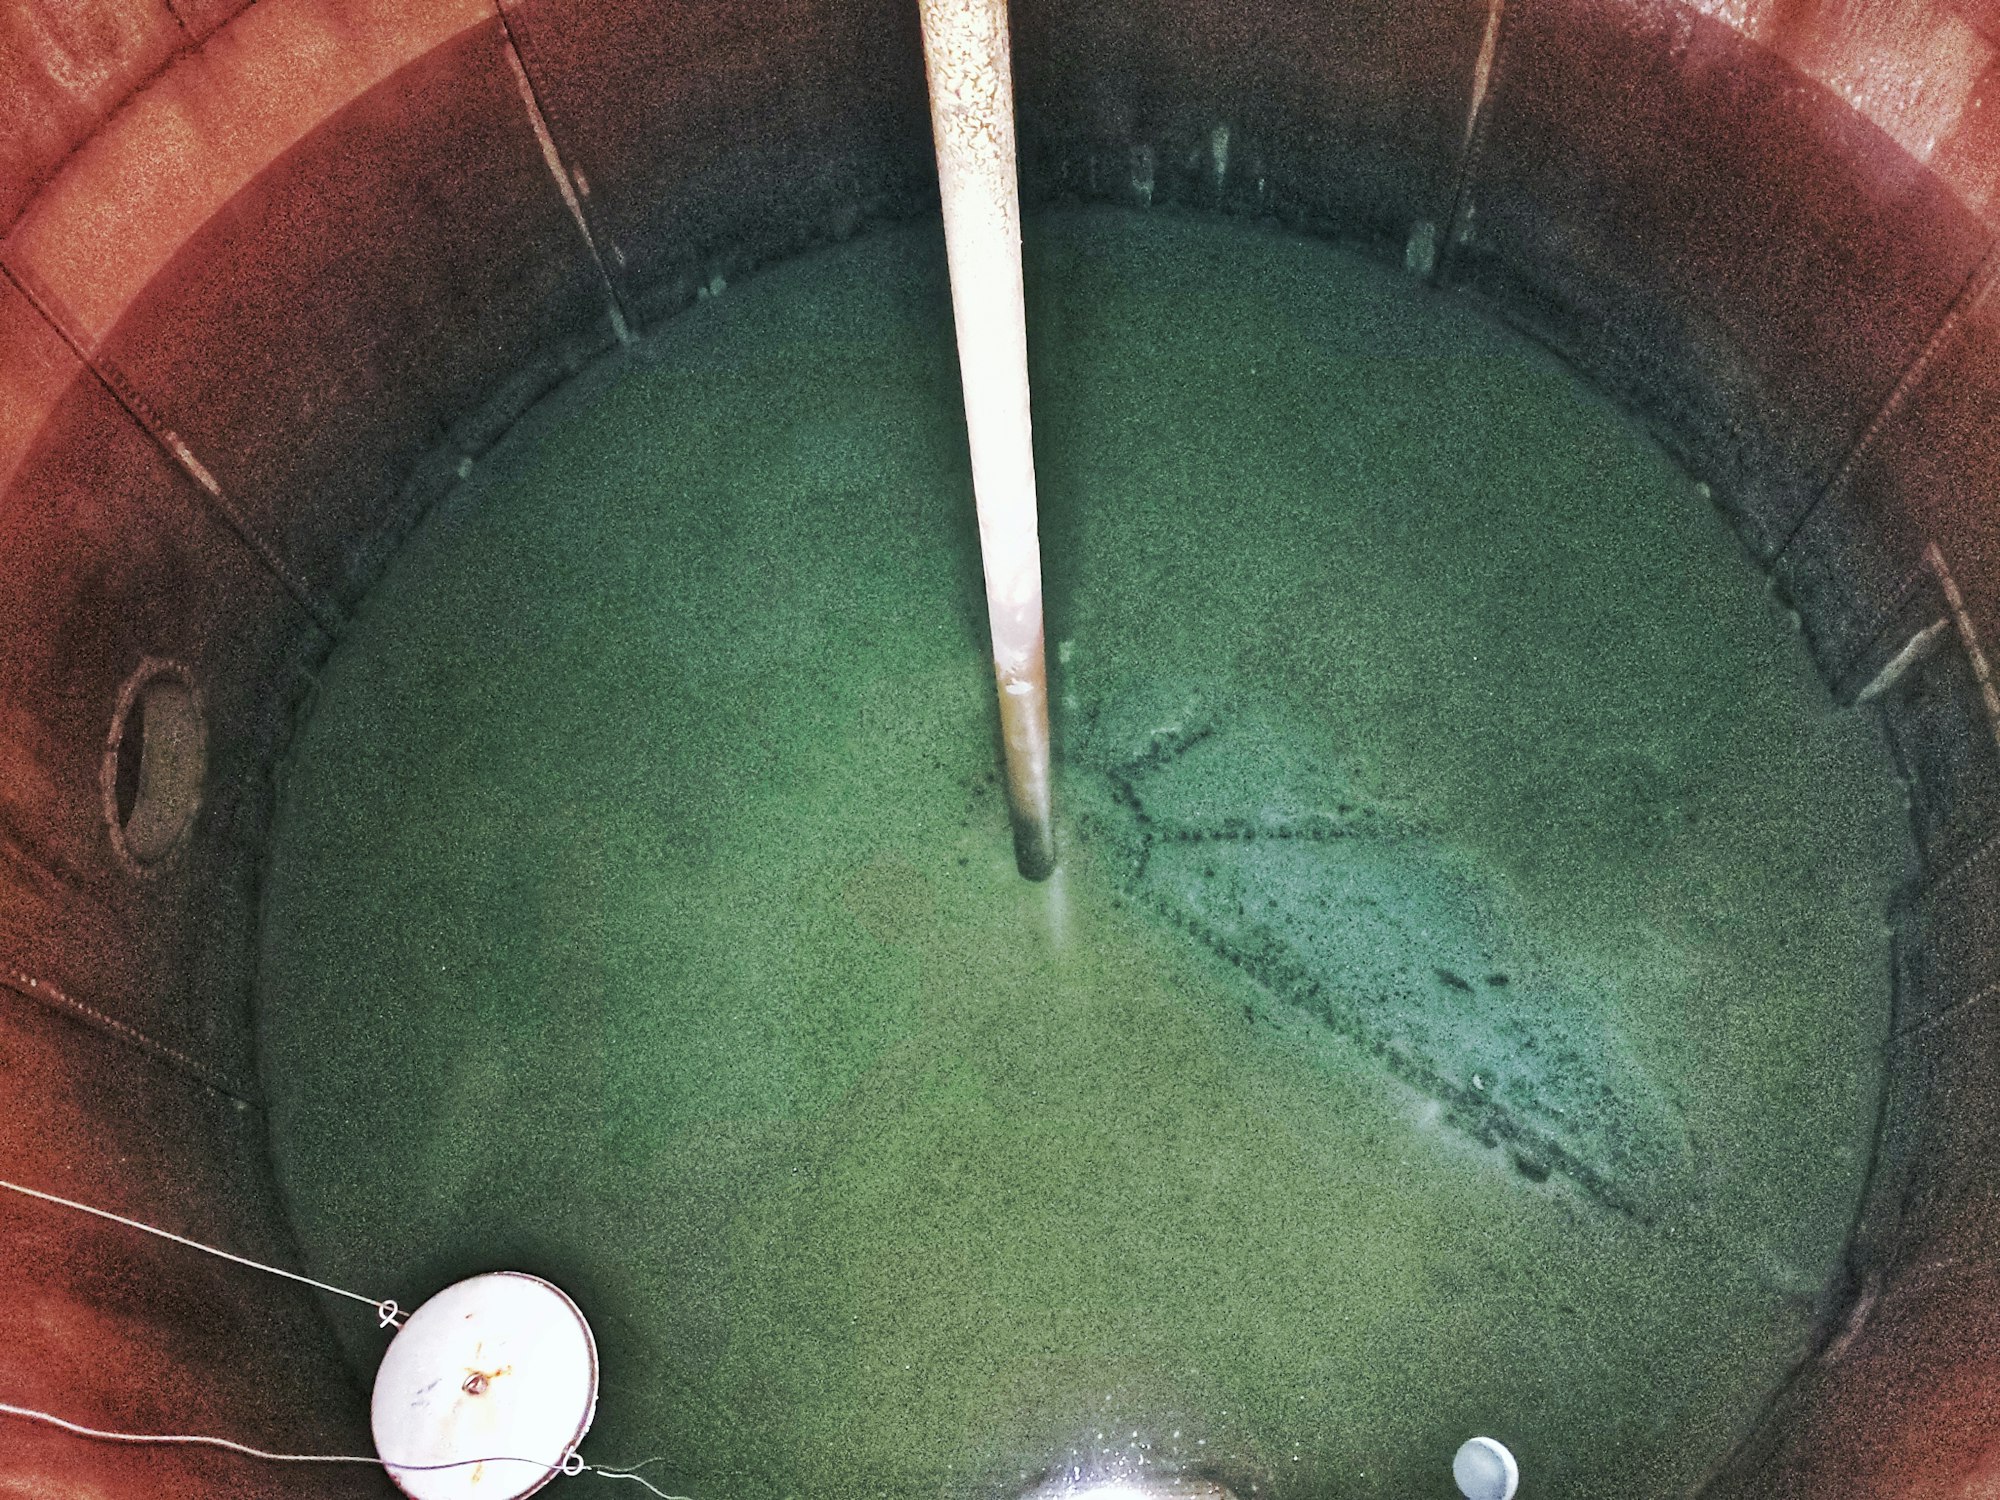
(257, 209, 1903, 1499)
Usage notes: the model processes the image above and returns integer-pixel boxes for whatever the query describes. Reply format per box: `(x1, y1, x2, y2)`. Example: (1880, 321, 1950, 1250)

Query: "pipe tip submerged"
(1013, 820, 1056, 880)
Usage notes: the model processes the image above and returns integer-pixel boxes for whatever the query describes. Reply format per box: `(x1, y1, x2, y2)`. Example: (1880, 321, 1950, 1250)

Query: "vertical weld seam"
(0, 261, 340, 636)
(496, 11, 632, 345)
(1, 964, 257, 1105)
(1437, 0, 1506, 280)
(1924, 824, 2000, 899)
(1896, 974, 2000, 1040)
(1927, 542, 2000, 745)
(1777, 239, 2000, 559)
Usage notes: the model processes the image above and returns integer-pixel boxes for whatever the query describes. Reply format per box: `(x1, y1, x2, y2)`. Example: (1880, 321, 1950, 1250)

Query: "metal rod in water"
(917, 0, 1056, 880)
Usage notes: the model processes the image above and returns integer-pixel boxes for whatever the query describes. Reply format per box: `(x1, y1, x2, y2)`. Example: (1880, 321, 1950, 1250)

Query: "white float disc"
(370, 1272, 598, 1500)
(1453, 1435, 1520, 1500)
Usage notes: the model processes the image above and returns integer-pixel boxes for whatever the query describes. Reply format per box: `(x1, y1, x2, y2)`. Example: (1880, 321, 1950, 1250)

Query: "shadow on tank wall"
(2, 0, 2000, 1494)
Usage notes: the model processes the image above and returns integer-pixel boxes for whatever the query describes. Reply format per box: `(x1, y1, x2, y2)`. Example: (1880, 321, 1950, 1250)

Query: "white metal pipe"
(918, 0, 1056, 880)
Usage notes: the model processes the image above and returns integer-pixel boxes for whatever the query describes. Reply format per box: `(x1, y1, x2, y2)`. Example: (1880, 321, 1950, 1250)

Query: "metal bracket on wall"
(1854, 617, 1951, 705)
(1849, 542, 2000, 916)
(1832, 541, 2000, 745)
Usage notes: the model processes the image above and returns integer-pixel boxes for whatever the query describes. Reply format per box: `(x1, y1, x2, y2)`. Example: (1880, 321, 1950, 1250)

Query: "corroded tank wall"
(2, 0, 1998, 1495)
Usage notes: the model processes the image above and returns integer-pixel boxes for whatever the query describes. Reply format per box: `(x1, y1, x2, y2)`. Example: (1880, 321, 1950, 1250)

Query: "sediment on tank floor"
(255, 207, 1904, 1500)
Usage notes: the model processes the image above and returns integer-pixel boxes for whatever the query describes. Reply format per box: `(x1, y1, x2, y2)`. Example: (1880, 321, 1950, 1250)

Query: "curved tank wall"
(2, 0, 1999, 1495)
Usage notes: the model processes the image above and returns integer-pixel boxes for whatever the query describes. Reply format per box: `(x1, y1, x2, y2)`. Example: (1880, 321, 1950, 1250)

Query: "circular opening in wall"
(104, 660, 206, 871)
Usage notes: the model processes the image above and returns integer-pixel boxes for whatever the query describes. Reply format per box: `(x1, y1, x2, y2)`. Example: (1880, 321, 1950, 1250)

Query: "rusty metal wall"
(2, 0, 1999, 1494)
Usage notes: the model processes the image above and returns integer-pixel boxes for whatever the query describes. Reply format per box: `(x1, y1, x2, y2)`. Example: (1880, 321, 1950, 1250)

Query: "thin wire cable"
(593, 1471, 690, 1497)
(1, 1186, 696, 1494)
(1, 1400, 569, 1471)
(0, 1178, 404, 1327)
(4, 1402, 697, 1492)
(588, 1456, 694, 1498)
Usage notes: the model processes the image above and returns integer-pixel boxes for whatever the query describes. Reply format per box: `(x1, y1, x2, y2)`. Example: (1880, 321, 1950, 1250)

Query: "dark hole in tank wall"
(113, 694, 145, 830)
(103, 665, 208, 871)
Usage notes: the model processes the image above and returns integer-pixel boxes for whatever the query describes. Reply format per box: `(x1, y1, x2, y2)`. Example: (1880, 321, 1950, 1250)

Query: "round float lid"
(1453, 1436, 1520, 1500)
(370, 1272, 598, 1500)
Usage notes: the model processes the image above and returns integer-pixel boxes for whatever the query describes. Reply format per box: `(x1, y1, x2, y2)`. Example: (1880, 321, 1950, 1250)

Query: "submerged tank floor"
(256, 208, 1904, 1500)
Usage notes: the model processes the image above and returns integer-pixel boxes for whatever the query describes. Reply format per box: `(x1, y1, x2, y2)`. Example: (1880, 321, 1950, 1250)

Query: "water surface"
(258, 208, 1902, 1500)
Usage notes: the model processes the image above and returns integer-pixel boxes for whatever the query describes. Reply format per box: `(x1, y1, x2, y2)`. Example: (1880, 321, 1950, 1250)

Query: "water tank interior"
(5, 2, 2000, 1498)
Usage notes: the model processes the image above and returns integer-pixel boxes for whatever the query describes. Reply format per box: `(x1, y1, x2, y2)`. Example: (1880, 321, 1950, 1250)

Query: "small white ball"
(1452, 1436, 1520, 1500)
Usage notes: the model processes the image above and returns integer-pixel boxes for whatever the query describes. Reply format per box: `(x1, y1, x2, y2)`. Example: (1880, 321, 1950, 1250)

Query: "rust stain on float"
(461, 1364, 509, 1395)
